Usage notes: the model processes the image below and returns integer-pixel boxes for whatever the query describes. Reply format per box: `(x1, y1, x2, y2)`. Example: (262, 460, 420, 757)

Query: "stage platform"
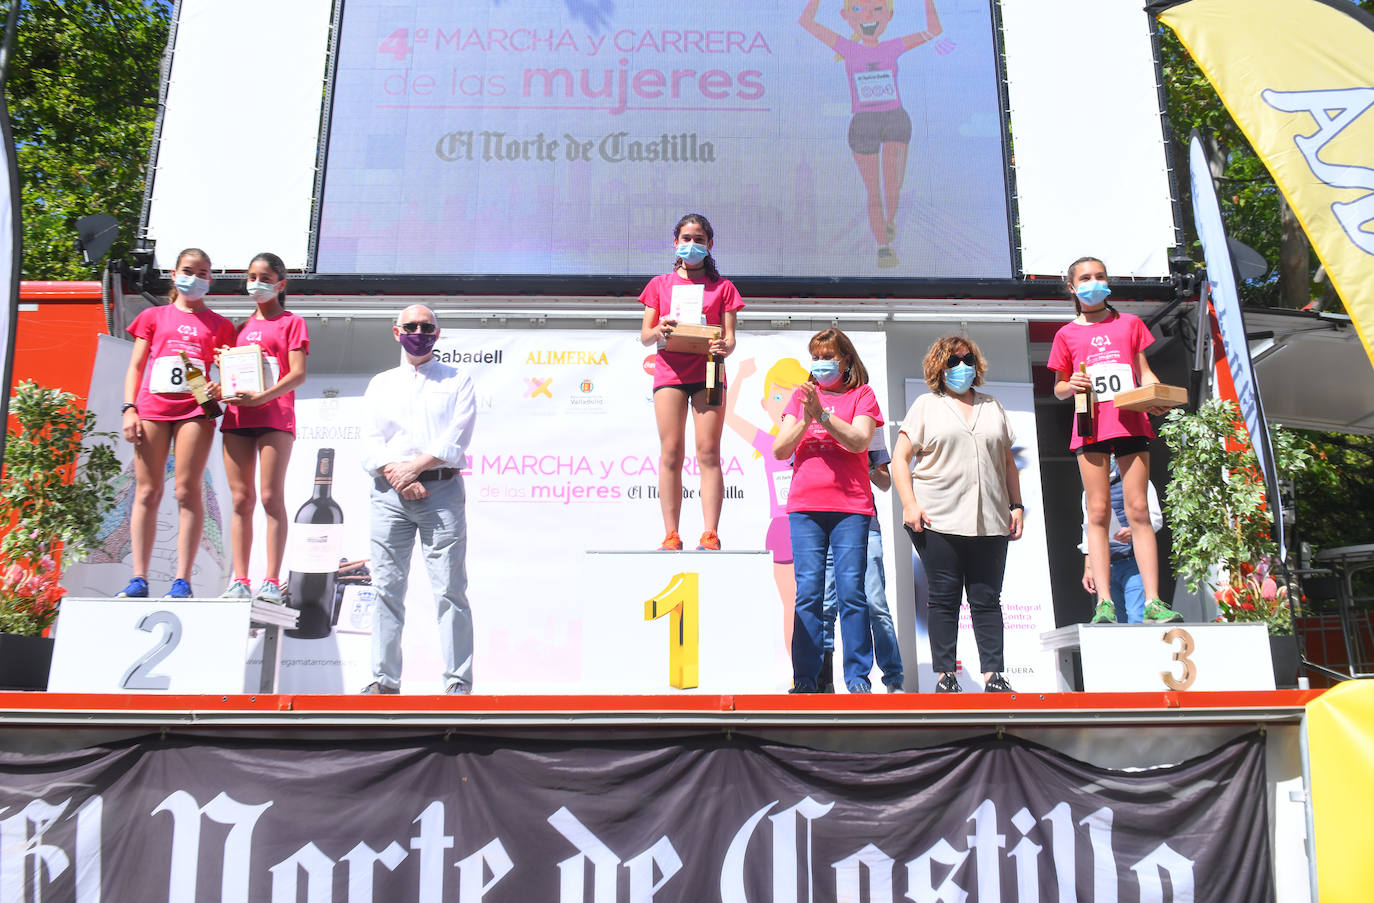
(0, 688, 1321, 731)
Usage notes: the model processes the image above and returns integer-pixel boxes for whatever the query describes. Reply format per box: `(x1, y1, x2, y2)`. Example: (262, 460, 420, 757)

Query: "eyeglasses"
(945, 352, 977, 369)
(398, 322, 437, 334)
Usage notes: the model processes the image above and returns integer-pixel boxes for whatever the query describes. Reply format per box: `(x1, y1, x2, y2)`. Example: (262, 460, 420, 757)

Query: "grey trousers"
(368, 474, 472, 692)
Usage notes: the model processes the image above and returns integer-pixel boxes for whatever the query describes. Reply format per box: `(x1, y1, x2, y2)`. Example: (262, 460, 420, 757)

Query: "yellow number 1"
(645, 572, 700, 689)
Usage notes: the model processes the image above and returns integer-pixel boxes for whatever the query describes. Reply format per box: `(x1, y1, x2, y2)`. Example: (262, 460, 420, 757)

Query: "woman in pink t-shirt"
(1049, 256, 1182, 625)
(213, 252, 310, 605)
(800, 0, 943, 269)
(639, 213, 743, 551)
(119, 247, 237, 599)
(773, 328, 883, 693)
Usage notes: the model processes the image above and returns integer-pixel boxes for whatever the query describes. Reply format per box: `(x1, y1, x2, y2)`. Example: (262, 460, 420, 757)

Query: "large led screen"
(315, 0, 1013, 280)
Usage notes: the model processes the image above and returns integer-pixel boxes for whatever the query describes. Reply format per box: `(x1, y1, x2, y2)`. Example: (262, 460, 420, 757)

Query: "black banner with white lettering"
(0, 731, 1270, 901)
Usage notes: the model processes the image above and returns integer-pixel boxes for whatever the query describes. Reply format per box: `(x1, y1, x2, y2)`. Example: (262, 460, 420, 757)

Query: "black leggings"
(910, 528, 1009, 673)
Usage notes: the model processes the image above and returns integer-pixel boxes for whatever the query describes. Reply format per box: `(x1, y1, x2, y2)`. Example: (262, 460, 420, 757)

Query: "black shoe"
(935, 673, 961, 693)
(360, 681, 399, 695)
(817, 650, 835, 693)
(984, 673, 1014, 693)
(788, 683, 820, 694)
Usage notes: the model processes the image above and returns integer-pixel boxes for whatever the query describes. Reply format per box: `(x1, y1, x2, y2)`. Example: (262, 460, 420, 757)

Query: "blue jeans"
(823, 518, 903, 688)
(1111, 556, 1146, 623)
(369, 475, 473, 692)
(790, 512, 873, 691)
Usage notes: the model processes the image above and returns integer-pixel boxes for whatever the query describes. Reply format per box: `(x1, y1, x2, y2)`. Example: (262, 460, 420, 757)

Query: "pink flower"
(1260, 577, 1278, 601)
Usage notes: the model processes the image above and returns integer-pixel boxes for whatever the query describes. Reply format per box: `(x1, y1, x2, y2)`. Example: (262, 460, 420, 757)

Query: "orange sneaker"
(696, 530, 721, 551)
(659, 531, 683, 551)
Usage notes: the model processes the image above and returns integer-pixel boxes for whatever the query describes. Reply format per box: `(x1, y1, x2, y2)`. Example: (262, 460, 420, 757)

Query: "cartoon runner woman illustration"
(725, 355, 810, 651)
(799, 0, 943, 269)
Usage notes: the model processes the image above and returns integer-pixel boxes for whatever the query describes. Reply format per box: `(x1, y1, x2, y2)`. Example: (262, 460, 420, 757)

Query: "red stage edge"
(0, 689, 1322, 729)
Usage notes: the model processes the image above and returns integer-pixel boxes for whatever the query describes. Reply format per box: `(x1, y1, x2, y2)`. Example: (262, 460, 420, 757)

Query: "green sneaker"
(1090, 600, 1117, 624)
(1145, 598, 1184, 623)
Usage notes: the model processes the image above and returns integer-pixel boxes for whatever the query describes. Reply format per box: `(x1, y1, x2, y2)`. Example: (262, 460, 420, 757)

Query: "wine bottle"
(1074, 362, 1095, 441)
(704, 353, 724, 407)
(286, 448, 344, 639)
(178, 351, 223, 418)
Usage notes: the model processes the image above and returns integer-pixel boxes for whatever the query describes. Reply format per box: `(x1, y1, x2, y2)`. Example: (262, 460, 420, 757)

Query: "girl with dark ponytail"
(214, 252, 310, 604)
(1048, 255, 1180, 625)
(639, 213, 744, 551)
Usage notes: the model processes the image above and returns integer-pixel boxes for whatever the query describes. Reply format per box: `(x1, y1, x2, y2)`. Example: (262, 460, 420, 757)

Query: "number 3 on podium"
(645, 572, 700, 689)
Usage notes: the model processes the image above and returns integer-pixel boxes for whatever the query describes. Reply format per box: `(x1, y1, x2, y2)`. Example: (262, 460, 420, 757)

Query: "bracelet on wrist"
(121, 402, 138, 414)
(1009, 503, 1024, 512)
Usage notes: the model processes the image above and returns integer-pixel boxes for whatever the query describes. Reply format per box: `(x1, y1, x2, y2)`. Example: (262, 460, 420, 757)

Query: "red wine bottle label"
(289, 524, 344, 573)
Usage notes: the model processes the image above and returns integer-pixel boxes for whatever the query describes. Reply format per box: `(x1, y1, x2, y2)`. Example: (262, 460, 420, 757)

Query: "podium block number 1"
(645, 572, 700, 689)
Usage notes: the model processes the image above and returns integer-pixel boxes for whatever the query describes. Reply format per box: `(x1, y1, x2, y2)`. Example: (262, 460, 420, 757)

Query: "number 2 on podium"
(645, 572, 700, 689)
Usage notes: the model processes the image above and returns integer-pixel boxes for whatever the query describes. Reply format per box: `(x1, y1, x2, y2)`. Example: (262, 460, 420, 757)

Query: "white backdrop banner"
(64, 329, 1073, 694)
(250, 328, 891, 693)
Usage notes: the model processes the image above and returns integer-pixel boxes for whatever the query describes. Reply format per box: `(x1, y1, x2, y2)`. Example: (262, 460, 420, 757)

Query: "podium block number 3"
(1160, 627, 1197, 691)
(120, 610, 183, 690)
(645, 572, 700, 689)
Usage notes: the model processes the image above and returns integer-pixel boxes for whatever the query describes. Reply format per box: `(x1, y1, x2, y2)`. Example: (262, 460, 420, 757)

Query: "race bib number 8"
(1088, 362, 1135, 402)
(149, 354, 203, 394)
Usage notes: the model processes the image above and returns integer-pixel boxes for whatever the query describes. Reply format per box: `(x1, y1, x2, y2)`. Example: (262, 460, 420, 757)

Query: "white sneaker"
(254, 580, 286, 605)
(220, 579, 252, 599)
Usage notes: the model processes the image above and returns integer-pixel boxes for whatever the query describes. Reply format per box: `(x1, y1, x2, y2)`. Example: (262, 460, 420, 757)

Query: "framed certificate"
(221, 344, 267, 395)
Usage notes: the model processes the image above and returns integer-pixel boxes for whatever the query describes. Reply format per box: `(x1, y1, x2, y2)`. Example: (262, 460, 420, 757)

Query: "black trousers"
(910, 528, 1009, 673)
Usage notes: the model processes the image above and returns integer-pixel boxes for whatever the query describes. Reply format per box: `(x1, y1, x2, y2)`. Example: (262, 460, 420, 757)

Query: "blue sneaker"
(163, 578, 193, 599)
(116, 576, 148, 598)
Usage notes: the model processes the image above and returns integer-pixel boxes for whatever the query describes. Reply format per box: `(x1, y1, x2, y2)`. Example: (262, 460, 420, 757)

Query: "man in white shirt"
(359, 305, 477, 694)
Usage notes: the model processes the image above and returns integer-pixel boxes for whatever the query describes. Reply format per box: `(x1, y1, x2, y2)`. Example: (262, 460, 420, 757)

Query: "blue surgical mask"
(1075, 280, 1111, 308)
(676, 242, 709, 266)
(944, 363, 975, 394)
(809, 360, 843, 387)
(173, 273, 210, 301)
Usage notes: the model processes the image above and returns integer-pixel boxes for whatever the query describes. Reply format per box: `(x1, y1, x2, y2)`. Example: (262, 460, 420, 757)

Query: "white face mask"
(246, 280, 279, 301)
(173, 273, 210, 301)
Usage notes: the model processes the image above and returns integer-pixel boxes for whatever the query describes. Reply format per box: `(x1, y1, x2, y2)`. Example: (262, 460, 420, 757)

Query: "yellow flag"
(1307, 681, 1374, 901)
(1153, 0, 1374, 370)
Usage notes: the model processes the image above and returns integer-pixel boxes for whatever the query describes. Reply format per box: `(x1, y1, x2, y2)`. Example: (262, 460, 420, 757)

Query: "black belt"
(417, 467, 458, 483)
(375, 468, 458, 491)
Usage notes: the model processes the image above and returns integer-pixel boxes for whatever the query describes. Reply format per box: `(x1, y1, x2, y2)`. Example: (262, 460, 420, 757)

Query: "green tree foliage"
(1157, 0, 1374, 312)
(2, 0, 170, 279)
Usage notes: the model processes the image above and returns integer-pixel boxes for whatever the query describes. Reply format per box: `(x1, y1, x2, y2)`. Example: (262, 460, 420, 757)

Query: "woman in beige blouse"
(891, 336, 1024, 693)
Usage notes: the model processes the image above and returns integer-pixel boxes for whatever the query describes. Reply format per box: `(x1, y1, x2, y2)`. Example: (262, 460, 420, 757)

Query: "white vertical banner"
(900, 379, 1056, 691)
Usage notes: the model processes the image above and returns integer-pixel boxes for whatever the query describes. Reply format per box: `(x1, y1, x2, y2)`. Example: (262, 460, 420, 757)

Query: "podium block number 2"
(645, 572, 700, 689)
(120, 610, 183, 690)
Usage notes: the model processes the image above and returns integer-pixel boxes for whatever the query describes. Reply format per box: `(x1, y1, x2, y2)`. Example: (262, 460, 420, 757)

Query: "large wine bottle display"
(286, 448, 344, 639)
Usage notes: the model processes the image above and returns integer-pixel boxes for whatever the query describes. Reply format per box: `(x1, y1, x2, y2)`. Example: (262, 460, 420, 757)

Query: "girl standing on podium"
(639, 213, 743, 551)
(118, 247, 237, 599)
(1048, 255, 1180, 625)
(773, 328, 882, 693)
(215, 252, 310, 605)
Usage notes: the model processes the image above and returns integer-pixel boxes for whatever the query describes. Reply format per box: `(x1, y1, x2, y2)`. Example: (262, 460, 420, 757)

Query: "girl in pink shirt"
(214, 252, 310, 604)
(773, 328, 883, 693)
(119, 247, 237, 599)
(1049, 256, 1181, 625)
(639, 213, 743, 551)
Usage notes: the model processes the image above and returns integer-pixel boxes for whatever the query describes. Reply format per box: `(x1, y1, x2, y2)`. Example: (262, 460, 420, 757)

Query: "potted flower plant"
(1159, 398, 1313, 687)
(0, 381, 120, 689)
